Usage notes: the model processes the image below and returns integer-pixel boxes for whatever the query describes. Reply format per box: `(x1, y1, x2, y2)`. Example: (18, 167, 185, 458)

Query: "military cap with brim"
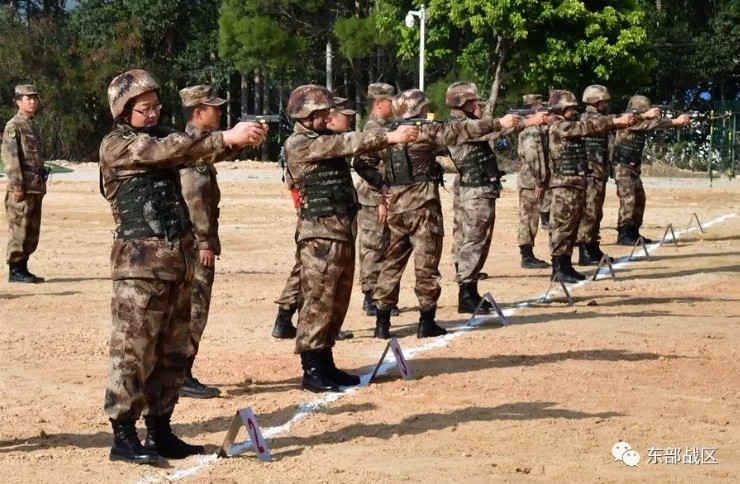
(332, 96, 357, 116)
(367, 83, 395, 101)
(179, 85, 226, 108)
(15, 85, 38, 96)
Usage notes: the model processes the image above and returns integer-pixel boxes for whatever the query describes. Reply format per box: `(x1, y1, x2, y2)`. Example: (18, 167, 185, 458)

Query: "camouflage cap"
(392, 89, 430, 119)
(445, 81, 483, 108)
(179, 85, 226, 108)
(287, 84, 334, 119)
(627, 95, 652, 112)
(107, 69, 161, 119)
(522, 94, 543, 107)
(15, 85, 38, 96)
(367, 83, 395, 101)
(582, 85, 611, 104)
(548, 90, 578, 112)
(332, 96, 357, 116)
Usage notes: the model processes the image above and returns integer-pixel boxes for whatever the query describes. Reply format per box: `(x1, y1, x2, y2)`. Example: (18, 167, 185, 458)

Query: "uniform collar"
(585, 105, 600, 114)
(293, 121, 316, 135)
(17, 110, 33, 121)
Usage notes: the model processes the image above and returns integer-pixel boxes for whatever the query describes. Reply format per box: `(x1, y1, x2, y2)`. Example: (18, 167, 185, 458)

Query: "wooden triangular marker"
(467, 291, 509, 326)
(218, 407, 272, 461)
(687, 213, 705, 233)
(540, 273, 574, 305)
(592, 253, 616, 281)
(367, 337, 413, 384)
(628, 236, 650, 261)
(659, 224, 678, 247)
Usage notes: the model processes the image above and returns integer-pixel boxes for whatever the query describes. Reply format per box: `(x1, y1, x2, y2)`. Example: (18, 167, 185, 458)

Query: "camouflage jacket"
(99, 123, 228, 281)
(352, 114, 389, 207)
(580, 107, 613, 181)
(447, 112, 511, 201)
(548, 116, 616, 189)
(2, 111, 45, 194)
(614, 118, 674, 175)
(179, 123, 238, 255)
(382, 117, 502, 214)
(517, 125, 549, 190)
(284, 122, 389, 243)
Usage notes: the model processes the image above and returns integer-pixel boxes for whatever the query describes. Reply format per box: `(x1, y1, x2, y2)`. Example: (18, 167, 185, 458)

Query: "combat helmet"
(287, 85, 335, 119)
(582, 85, 611, 104)
(392, 89, 430, 119)
(445, 82, 483, 108)
(548, 90, 578, 114)
(627, 95, 651, 113)
(107, 69, 161, 119)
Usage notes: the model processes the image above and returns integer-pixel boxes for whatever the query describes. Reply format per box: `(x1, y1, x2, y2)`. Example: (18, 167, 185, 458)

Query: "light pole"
(405, 4, 426, 91)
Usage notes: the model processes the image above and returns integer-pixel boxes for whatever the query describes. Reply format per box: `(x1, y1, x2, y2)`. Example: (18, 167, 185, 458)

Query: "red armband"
(290, 187, 301, 208)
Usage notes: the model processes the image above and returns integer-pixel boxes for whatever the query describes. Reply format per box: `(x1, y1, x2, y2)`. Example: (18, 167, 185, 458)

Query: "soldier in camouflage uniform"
(447, 83, 550, 312)
(2, 85, 46, 283)
(177, 85, 235, 399)
(614, 95, 690, 245)
(576, 85, 615, 265)
(546, 90, 636, 283)
(100, 69, 266, 464)
(271, 97, 358, 341)
(284, 85, 418, 393)
(517, 93, 551, 270)
(372, 89, 521, 337)
(352, 83, 401, 317)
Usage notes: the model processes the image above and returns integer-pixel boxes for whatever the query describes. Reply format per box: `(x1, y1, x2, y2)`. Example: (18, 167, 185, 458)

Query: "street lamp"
(405, 4, 426, 91)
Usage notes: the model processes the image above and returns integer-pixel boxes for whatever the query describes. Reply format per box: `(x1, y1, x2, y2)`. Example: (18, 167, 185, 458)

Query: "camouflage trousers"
(357, 204, 391, 294)
(5, 192, 43, 264)
(374, 201, 443, 311)
(105, 277, 191, 420)
(295, 238, 354, 354)
(540, 189, 552, 213)
(453, 197, 496, 283)
(576, 176, 607, 244)
(188, 260, 215, 357)
(549, 187, 586, 257)
(275, 248, 301, 311)
(615, 165, 646, 228)
(517, 188, 541, 247)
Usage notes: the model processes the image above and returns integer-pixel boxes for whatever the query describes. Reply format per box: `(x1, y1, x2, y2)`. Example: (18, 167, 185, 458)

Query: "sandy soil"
(0, 163, 738, 483)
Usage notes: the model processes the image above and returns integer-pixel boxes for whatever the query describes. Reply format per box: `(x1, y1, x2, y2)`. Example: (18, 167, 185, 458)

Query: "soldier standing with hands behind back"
(100, 69, 266, 465)
(2, 84, 47, 283)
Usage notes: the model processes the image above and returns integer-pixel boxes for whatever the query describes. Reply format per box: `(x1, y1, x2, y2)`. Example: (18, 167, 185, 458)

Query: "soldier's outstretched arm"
(289, 126, 417, 164)
(554, 113, 634, 139)
(352, 155, 386, 191)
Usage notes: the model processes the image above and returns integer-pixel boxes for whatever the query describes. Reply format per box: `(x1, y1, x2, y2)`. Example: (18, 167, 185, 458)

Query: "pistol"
(241, 114, 281, 124)
(400, 118, 438, 126)
(506, 107, 555, 116)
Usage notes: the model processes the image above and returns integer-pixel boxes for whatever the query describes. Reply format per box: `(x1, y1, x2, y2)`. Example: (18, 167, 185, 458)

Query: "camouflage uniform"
(101, 72, 231, 424)
(517, 125, 549, 247)
(2, 85, 46, 282)
(576, 106, 611, 245)
(547, 90, 620, 282)
(614, 96, 676, 243)
(373, 89, 504, 334)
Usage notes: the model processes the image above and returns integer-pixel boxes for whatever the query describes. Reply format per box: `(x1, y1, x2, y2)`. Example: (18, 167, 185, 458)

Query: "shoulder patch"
(6, 124, 16, 139)
(301, 131, 320, 139)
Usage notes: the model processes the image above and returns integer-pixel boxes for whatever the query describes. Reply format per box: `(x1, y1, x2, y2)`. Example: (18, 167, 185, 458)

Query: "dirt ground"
(0, 163, 738, 483)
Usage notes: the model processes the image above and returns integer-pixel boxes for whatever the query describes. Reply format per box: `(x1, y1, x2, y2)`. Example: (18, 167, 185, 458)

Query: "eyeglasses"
(132, 104, 162, 116)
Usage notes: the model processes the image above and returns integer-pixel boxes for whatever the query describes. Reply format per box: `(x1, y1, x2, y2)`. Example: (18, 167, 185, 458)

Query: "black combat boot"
(8, 263, 35, 283)
(322, 348, 360, 387)
(417, 306, 447, 338)
(300, 350, 340, 393)
(271, 306, 297, 339)
(563, 255, 586, 281)
(551, 255, 581, 284)
(374, 307, 392, 339)
(520, 245, 549, 269)
(390, 305, 400, 316)
(144, 412, 204, 459)
(540, 212, 551, 230)
(634, 226, 653, 244)
(178, 357, 220, 399)
(616, 225, 638, 246)
(457, 282, 489, 314)
(336, 329, 354, 340)
(586, 242, 614, 264)
(20, 261, 44, 282)
(578, 243, 599, 266)
(109, 418, 159, 464)
(362, 291, 377, 316)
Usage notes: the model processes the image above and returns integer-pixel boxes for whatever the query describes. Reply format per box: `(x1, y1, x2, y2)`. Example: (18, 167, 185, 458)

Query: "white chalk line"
(136, 211, 737, 483)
